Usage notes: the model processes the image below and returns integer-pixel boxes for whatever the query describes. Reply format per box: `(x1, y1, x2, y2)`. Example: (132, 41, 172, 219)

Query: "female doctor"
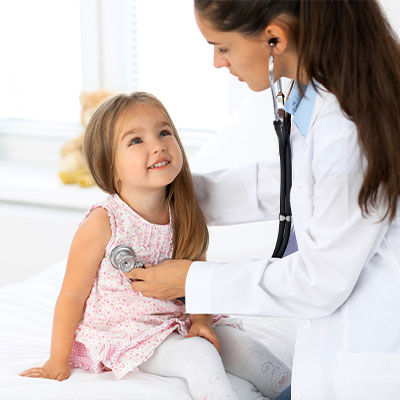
(126, 1, 400, 399)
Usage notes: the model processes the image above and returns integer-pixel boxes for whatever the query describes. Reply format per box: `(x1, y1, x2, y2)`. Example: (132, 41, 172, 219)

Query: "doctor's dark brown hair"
(195, 0, 400, 222)
(84, 92, 208, 261)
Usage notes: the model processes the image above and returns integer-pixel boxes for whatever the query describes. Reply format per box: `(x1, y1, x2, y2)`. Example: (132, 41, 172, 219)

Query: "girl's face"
(195, 12, 272, 92)
(114, 104, 183, 195)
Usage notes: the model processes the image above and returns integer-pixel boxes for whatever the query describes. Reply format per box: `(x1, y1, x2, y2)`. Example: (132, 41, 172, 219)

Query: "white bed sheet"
(0, 260, 297, 400)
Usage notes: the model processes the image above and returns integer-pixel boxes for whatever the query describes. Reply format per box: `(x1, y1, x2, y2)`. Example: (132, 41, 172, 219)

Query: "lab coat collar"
(283, 80, 318, 137)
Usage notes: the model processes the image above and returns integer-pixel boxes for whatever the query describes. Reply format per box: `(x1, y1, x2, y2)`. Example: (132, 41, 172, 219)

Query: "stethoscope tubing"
(271, 116, 292, 258)
(269, 44, 293, 258)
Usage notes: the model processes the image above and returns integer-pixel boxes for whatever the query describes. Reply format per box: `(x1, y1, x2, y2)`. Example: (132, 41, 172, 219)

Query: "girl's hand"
(20, 358, 71, 381)
(187, 314, 221, 354)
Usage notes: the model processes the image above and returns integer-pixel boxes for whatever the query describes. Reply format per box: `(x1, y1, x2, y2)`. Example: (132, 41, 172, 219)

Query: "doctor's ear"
(264, 22, 289, 54)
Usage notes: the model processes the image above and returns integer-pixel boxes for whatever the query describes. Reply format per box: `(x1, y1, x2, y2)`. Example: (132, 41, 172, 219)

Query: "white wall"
(0, 203, 81, 286)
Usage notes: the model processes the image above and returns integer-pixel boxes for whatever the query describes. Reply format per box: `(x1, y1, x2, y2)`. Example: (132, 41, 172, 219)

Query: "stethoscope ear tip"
(268, 38, 277, 47)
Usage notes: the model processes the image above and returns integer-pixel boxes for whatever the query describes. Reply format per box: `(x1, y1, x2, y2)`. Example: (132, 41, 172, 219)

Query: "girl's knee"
(185, 335, 216, 349)
(184, 336, 221, 359)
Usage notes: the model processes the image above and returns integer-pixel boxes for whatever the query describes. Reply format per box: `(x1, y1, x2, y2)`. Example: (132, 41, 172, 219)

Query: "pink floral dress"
(70, 194, 240, 379)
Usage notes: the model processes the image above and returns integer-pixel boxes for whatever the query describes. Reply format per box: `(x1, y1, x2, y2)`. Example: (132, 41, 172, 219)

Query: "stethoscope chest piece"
(110, 244, 144, 273)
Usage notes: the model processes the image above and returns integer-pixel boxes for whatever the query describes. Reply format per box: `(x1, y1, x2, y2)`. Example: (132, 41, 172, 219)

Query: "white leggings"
(139, 325, 291, 400)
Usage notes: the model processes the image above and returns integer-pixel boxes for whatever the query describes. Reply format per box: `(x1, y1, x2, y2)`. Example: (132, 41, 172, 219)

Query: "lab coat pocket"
(334, 350, 400, 400)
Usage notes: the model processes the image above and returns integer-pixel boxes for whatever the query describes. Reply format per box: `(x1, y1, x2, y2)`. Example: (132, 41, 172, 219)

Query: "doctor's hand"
(124, 259, 192, 300)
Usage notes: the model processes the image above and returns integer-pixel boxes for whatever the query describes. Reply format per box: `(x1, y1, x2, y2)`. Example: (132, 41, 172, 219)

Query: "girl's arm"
(20, 207, 111, 381)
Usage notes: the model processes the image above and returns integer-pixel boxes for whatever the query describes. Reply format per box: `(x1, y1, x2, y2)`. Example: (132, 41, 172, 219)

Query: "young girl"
(20, 92, 291, 400)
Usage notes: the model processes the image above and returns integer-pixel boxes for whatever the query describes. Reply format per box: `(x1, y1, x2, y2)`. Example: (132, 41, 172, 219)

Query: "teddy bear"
(58, 90, 113, 187)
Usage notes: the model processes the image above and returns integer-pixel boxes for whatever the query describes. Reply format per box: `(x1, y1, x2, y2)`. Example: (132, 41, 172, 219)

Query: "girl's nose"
(151, 138, 166, 153)
(213, 48, 230, 69)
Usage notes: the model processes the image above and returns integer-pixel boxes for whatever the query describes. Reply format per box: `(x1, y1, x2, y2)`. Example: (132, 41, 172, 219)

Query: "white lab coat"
(186, 87, 400, 399)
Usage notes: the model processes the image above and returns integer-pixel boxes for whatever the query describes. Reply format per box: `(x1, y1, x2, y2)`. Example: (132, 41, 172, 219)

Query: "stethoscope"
(268, 38, 292, 258)
(110, 245, 144, 273)
(110, 40, 293, 276)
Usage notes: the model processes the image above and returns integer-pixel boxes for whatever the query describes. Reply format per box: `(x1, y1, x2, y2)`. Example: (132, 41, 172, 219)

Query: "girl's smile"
(148, 158, 171, 170)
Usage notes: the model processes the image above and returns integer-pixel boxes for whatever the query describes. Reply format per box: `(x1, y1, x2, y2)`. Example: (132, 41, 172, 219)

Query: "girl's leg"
(139, 332, 239, 400)
(214, 325, 291, 400)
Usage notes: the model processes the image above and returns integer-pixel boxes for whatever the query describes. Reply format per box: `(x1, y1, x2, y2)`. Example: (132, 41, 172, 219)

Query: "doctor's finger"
(131, 280, 148, 292)
(124, 267, 148, 280)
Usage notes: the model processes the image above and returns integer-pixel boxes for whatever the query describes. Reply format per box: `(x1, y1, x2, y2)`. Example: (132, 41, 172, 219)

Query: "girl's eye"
(129, 137, 142, 145)
(160, 130, 172, 137)
(218, 47, 228, 55)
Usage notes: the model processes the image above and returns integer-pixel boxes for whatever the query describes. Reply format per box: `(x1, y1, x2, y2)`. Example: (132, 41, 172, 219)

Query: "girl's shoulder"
(82, 206, 110, 229)
(78, 194, 119, 242)
(76, 206, 112, 249)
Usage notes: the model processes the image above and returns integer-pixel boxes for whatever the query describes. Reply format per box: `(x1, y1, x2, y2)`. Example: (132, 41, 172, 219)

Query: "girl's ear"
(113, 175, 122, 194)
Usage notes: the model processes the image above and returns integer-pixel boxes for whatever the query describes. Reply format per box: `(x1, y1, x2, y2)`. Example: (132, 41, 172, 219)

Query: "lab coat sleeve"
(192, 156, 280, 226)
(186, 103, 389, 318)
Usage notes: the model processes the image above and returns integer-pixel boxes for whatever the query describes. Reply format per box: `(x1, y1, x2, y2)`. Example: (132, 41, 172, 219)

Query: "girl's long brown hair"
(84, 92, 208, 260)
(195, 0, 400, 222)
